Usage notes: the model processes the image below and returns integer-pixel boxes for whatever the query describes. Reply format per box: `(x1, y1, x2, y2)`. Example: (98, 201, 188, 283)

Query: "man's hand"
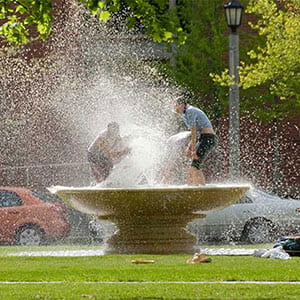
(188, 126, 198, 160)
(186, 143, 198, 160)
(186, 142, 193, 158)
(191, 150, 198, 160)
(111, 147, 131, 164)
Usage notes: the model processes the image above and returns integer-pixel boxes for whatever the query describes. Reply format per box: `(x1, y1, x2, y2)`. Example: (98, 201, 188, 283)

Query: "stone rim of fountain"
(50, 184, 250, 254)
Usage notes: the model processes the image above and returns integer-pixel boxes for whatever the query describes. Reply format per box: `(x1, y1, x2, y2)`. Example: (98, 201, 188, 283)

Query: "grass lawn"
(1, 283, 300, 300)
(0, 244, 299, 299)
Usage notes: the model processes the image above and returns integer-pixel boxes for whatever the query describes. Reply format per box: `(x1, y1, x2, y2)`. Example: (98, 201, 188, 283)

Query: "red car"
(0, 186, 70, 245)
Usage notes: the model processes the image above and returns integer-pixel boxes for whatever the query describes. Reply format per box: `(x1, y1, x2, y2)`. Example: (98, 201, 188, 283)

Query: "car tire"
(241, 218, 278, 244)
(15, 224, 45, 246)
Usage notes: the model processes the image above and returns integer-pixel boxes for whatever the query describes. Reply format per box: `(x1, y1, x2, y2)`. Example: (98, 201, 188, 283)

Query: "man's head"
(174, 96, 187, 114)
(107, 121, 120, 135)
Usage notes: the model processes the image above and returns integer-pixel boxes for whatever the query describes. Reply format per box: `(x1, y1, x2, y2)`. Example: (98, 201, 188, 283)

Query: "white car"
(189, 188, 300, 244)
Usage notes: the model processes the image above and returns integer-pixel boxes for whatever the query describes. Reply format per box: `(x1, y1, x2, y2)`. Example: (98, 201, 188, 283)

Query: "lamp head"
(224, 0, 244, 33)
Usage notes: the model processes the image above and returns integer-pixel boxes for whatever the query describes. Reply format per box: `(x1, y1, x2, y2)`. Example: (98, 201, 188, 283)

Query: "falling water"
(0, 3, 184, 188)
(1, 3, 299, 252)
(0, 2, 298, 196)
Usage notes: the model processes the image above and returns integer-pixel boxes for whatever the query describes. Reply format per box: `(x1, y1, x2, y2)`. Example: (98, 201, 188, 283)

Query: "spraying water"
(1, 3, 298, 197)
(0, 3, 185, 188)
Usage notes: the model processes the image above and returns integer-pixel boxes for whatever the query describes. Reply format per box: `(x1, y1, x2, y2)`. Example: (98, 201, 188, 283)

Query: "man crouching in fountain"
(87, 122, 131, 184)
(174, 96, 218, 185)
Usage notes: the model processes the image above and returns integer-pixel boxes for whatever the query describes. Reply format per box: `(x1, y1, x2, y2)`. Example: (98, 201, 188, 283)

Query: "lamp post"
(224, 0, 244, 181)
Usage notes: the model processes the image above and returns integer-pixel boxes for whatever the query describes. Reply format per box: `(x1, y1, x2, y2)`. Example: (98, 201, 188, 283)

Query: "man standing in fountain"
(87, 122, 131, 183)
(174, 96, 218, 185)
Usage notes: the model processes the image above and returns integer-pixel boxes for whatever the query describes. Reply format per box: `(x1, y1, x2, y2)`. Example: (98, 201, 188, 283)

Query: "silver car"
(88, 218, 118, 243)
(189, 188, 300, 244)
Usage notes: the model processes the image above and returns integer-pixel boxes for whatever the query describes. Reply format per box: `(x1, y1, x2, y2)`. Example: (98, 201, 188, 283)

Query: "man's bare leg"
(187, 166, 206, 185)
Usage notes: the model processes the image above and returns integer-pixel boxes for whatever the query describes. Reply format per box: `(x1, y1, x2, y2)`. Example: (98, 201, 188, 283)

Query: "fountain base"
(50, 184, 250, 254)
(104, 213, 203, 254)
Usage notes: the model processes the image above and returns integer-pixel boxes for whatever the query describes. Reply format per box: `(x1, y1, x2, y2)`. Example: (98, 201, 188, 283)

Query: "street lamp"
(224, 0, 244, 181)
(224, 0, 244, 32)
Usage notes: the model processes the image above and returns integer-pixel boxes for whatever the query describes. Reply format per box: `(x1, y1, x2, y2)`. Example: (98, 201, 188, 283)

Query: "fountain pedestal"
(51, 184, 249, 254)
(105, 213, 202, 254)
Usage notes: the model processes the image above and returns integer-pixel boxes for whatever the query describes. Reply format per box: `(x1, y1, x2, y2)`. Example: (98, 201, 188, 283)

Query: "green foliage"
(212, 0, 300, 121)
(112, 0, 187, 44)
(0, 0, 52, 45)
(0, 0, 187, 45)
(78, 0, 117, 19)
(242, 0, 300, 98)
(162, 0, 228, 119)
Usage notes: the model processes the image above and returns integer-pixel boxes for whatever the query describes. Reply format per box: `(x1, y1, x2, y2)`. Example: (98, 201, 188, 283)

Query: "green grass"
(1, 255, 300, 282)
(0, 244, 300, 299)
(1, 283, 300, 300)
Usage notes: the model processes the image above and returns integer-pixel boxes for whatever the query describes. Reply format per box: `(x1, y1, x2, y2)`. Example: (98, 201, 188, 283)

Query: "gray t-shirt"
(182, 105, 212, 133)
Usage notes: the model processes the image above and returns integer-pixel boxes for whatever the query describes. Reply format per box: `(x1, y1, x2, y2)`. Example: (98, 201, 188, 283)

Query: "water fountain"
(50, 184, 249, 254)
(1, 4, 250, 253)
(29, 7, 250, 255)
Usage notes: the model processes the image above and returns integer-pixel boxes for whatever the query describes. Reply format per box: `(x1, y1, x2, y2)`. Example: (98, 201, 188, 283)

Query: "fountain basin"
(50, 184, 250, 254)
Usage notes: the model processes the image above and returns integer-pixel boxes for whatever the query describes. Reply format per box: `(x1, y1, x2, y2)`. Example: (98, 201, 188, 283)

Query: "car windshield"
(247, 188, 283, 202)
(238, 195, 253, 204)
(31, 191, 57, 203)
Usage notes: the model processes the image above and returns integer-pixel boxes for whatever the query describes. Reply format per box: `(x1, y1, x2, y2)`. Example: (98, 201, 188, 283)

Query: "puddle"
(8, 248, 257, 257)
(200, 248, 257, 256)
(9, 249, 104, 257)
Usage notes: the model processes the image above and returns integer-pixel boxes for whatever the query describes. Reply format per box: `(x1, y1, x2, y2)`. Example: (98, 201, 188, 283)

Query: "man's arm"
(109, 136, 131, 163)
(189, 126, 198, 159)
(110, 147, 131, 163)
(97, 136, 111, 156)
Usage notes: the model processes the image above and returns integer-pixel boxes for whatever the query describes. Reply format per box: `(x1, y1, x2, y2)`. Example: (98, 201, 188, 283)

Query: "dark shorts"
(191, 134, 218, 170)
(87, 151, 113, 180)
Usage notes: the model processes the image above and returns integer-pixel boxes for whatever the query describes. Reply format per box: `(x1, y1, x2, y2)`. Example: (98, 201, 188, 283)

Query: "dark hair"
(108, 121, 119, 129)
(175, 96, 187, 105)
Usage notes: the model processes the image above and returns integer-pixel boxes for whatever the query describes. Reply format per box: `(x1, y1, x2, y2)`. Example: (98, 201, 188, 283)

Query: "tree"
(242, 0, 300, 98)
(212, 0, 300, 121)
(0, 0, 186, 45)
(0, 0, 52, 45)
(162, 0, 228, 118)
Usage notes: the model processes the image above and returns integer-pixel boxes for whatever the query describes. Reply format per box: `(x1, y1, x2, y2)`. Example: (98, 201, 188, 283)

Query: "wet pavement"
(8, 248, 257, 257)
